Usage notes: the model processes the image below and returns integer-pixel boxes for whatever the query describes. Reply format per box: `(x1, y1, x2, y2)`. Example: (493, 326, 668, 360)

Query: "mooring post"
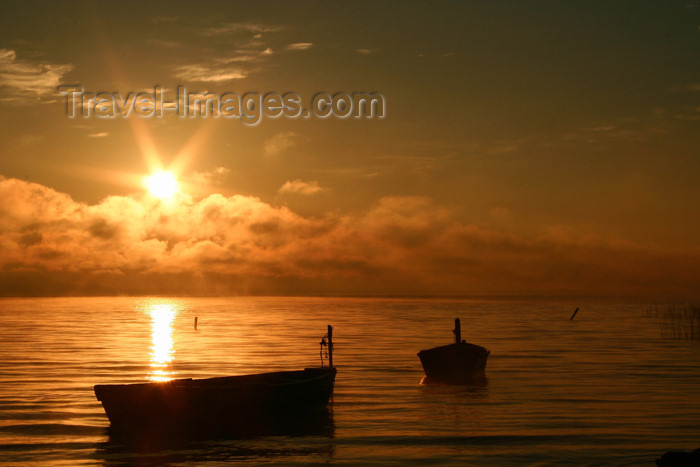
(194, 317, 198, 330)
(454, 318, 461, 344)
(327, 324, 334, 367)
(570, 308, 579, 321)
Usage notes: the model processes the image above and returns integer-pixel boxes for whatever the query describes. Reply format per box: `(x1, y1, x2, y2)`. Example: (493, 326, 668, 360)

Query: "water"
(0, 296, 699, 466)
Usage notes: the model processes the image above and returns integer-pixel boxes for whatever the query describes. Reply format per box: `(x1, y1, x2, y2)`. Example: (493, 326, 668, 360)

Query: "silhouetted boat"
(656, 447, 700, 467)
(418, 318, 489, 384)
(95, 326, 336, 437)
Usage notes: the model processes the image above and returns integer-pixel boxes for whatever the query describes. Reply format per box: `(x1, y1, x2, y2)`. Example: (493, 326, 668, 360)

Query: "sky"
(0, 1, 699, 297)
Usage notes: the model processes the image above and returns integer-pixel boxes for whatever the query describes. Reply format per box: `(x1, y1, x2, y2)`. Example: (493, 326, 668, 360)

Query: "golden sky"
(0, 2, 699, 297)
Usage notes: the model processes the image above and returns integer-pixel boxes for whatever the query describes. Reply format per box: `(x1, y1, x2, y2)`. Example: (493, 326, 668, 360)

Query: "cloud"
(0, 49, 14, 61)
(0, 49, 72, 100)
(203, 22, 281, 37)
(264, 131, 296, 156)
(583, 125, 616, 132)
(174, 64, 247, 82)
(356, 48, 379, 55)
(88, 132, 108, 138)
(215, 55, 258, 64)
(174, 27, 278, 83)
(278, 179, 325, 196)
(189, 167, 231, 187)
(286, 42, 313, 51)
(1, 176, 699, 297)
(173, 22, 283, 83)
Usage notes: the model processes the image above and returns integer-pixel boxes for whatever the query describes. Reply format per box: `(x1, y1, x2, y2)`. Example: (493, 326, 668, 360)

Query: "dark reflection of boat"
(418, 318, 490, 385)
(419, 376, 488, 395)
(98, 410, 336, 461)
(95, 326, 336, 439)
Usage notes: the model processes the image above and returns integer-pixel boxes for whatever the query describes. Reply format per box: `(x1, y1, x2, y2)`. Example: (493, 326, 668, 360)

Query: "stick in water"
(570, 308, 579, 320)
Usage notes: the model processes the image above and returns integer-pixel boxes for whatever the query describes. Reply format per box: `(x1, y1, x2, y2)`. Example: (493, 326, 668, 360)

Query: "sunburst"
(145, 171, 178, 199)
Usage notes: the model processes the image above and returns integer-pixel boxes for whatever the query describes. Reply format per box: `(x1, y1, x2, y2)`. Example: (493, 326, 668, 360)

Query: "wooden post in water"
(327, 324, 333, 367)
(570, 308, 579, 321)
(453, 318, 461, 344)
(194, 317, 198, 330)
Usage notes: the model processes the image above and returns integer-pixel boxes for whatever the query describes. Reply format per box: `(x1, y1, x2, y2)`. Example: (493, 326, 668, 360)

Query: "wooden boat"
(418, 318, 489, 384)
(94, 326, 336, 437)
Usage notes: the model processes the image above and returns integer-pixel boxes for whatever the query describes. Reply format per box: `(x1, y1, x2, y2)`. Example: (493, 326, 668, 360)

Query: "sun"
(145, 171, 178, 199)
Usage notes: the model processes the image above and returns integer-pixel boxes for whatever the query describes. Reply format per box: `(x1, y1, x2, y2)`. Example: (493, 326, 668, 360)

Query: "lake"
(0, 296, 698, 465)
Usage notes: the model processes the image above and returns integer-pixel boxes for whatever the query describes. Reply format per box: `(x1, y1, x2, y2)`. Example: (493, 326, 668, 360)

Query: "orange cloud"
(278, 179, 324, 196)
(0, 49, 72, 100)
(285, 43, 313, 51)
(0, 176, 698, 297)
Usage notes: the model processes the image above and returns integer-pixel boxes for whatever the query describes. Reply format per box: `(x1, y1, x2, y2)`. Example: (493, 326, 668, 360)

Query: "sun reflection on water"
(147, 303, 178, 381)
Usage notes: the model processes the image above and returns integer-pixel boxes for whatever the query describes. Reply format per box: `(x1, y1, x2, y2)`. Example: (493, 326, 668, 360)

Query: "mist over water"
(0, 296, 699, 465)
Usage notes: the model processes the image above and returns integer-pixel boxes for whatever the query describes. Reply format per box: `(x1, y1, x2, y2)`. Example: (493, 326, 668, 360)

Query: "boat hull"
(418, 342, 489, 384)
(94, 367, 336, 436)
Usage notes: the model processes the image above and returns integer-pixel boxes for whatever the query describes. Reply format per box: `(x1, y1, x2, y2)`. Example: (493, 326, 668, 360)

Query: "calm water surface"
(0, 297, 699, 465)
